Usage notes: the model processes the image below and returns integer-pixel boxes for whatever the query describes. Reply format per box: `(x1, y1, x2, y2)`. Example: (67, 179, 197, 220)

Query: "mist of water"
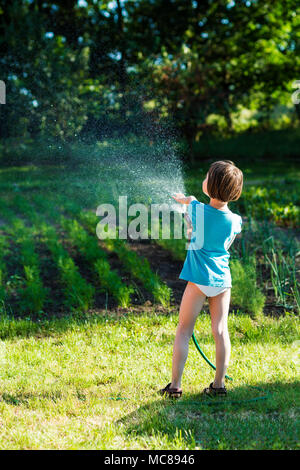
(59, 124, 187, 215)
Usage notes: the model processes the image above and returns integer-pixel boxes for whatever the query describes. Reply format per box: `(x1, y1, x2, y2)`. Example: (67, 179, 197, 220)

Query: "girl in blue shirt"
(159, 160, 243, 398)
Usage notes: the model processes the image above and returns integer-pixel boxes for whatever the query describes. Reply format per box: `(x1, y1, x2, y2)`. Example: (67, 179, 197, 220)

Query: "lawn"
(0, 311, 298, 450)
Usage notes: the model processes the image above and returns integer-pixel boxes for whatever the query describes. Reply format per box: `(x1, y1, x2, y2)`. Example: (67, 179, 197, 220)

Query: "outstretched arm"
(172, 193, 197, 205)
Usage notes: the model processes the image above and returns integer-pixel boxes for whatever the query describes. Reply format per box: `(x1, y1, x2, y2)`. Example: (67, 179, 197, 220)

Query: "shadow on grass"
(117, 381, 300, 450)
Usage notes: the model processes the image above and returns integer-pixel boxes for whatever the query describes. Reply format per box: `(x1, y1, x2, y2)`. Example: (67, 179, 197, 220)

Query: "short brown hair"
(207, 160, 243, 202)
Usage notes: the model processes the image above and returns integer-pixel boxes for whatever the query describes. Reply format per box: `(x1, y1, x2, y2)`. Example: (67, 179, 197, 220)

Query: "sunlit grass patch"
(0, 311, 298, 449)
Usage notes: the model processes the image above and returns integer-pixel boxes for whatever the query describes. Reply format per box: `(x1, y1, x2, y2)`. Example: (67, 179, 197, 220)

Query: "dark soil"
(4, 220, 295, 318)
(127, 238, 186, 305)
(34, 238, 66, 316)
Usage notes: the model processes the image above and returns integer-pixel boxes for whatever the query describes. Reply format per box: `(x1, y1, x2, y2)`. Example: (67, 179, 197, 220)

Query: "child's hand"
(172, 193, 186, 203)
(172, 194, 196, 204)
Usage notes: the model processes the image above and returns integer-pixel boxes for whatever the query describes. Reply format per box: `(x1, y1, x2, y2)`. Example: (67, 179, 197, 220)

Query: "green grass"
(0, 311, 298, 450)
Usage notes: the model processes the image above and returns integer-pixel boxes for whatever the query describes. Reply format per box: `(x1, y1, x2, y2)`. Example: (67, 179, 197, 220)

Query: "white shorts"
(195, 284, 230, 297)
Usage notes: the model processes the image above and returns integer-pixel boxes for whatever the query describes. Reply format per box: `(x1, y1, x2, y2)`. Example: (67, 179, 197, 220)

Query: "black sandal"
(159, 383, 182, 399)
(203, 382, 227, 397)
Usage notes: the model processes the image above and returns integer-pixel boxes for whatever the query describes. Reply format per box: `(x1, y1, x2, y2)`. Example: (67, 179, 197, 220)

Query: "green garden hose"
(189, 332, 272, 406)
(192, 333, 233, 381)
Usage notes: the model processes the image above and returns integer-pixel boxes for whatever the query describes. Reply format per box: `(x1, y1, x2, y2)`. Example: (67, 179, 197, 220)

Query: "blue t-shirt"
(179, 200, 242, 287)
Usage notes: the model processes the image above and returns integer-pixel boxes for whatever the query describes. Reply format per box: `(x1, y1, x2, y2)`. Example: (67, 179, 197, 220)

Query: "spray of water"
(59, 117, 187, 217)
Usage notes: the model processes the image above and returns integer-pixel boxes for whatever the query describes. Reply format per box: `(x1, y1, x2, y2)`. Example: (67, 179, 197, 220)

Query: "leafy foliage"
(0, 0, 299, 160)
(230, 256, 266, 317)
(0, 233, 8, 309)
(40, 223, 95, 312)
(61, 217, 134, 308)
(60, 202, 172, 307)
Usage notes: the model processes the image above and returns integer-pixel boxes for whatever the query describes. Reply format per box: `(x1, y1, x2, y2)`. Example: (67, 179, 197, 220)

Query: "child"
(159, 160, 243, 398)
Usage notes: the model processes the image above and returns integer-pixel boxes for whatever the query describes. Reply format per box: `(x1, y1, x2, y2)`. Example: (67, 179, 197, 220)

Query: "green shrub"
(192, 129, 300, 161)
(263, 241, 299, 311)
(231, 256, 265, 317)
(237, 184, 300, 228)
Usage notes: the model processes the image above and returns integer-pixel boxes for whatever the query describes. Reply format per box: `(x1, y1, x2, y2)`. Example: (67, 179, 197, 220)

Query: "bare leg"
(208, 289, 231, 388)
(171, 282, 206, 389)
